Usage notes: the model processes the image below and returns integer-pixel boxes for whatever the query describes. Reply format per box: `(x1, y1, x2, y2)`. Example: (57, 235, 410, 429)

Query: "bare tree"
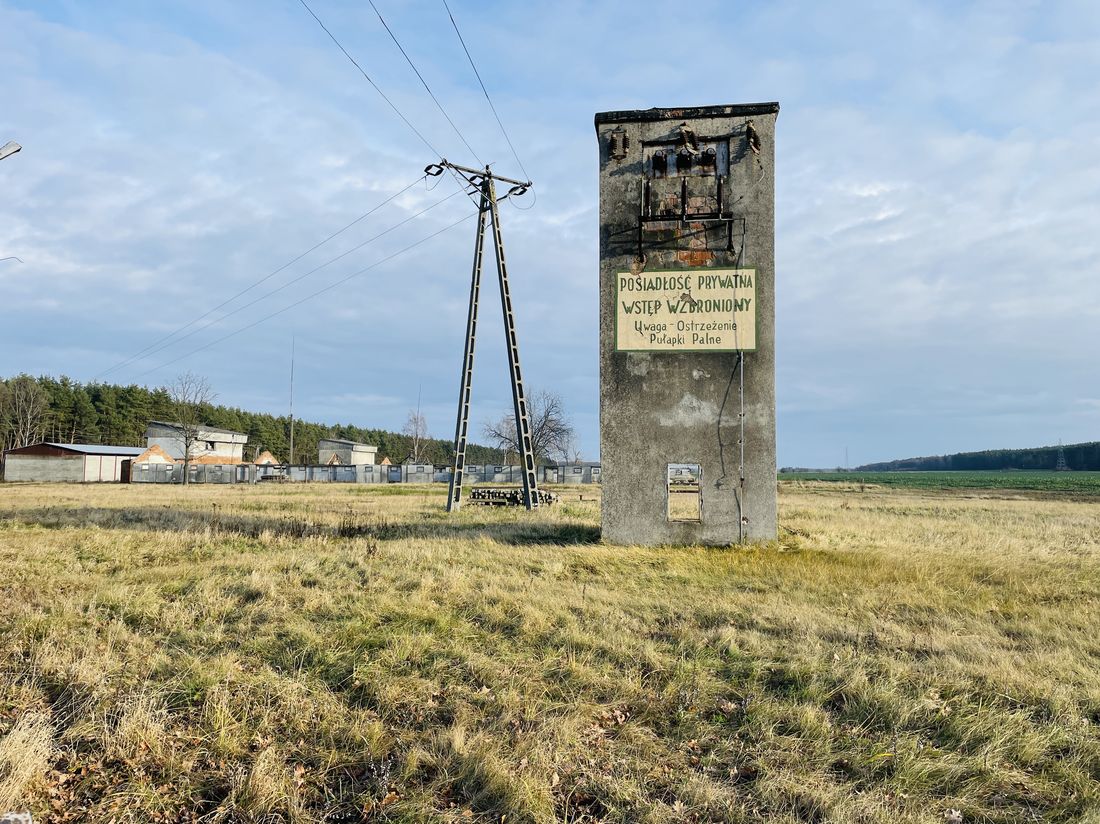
(485, 415, 517, 466)
(482, 389, 575, 464)
(1, 375, 50, 450)
(167, 372, 215, 485)
(402, 408, 428, 463)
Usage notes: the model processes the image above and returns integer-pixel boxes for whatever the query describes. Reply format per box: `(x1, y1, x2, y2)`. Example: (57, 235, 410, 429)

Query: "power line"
(296, 0, 481, 209)
(441, 0, 529, 182)
(297, 0, 442, 158)
(367, 0, 483, 167)
(116, 187, 467, 376)
(135, 210, 477, 379)
(95, 173, 428, 381)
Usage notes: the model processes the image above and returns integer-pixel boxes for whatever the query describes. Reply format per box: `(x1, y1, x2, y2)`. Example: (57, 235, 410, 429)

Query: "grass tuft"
(0, 713, 55, 811)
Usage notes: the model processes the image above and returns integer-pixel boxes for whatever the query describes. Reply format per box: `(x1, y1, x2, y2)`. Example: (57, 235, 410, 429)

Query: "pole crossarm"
(426, 160, 532, 191)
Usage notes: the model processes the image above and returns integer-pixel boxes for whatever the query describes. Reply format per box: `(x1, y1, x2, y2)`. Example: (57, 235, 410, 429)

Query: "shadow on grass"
(0, 506, 601, 546)
(366, 513, 602, 546)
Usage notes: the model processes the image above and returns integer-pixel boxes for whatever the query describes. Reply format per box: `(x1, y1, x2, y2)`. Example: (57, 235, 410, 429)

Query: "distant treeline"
(0, 374, 505, 466)
(856, 442, 1100, 472)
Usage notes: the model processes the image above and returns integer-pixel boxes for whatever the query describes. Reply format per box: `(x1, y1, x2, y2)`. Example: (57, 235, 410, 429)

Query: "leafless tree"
(486, 415, 517, 466)
(402, 408, 428, 463)
(1, 375, 50, 450)
(482, 390, 575, 464)
(565, 435, 584, 465)
(167, 372, 215, 485)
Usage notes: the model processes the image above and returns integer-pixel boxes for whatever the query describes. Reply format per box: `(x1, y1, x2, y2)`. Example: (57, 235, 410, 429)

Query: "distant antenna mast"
(414, 383, 423, 462)
(1055, 440, 1069, 471)
(289, 336, 296, 465)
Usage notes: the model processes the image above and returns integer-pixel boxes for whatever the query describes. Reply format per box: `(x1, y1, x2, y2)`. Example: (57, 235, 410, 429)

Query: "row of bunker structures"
(1, 421, 602, 485)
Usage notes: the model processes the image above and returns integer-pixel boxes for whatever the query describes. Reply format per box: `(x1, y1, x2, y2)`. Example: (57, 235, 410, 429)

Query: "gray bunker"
(596, 103, 778, 544)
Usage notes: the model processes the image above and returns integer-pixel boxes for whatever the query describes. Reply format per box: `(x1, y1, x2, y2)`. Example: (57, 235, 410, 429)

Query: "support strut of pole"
(444, 162, 539, 511)
(486, 175, 539, 508)
(447, 186, 488, 511)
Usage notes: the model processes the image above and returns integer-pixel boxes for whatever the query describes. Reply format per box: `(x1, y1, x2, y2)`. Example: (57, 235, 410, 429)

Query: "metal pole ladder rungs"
(447, 187, 489, 511)
(486, 176, 540, 508)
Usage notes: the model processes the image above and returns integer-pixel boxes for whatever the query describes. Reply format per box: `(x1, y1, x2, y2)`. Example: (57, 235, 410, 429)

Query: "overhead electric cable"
(296, 0, 481, 209)
(95, 173, 428, 381)
(297, 0, 442, 158)
(117, 188, 466, 375)
(367, 0, 484, 167)
(441, 0, 529, 182)
(135, 210, 477, 379)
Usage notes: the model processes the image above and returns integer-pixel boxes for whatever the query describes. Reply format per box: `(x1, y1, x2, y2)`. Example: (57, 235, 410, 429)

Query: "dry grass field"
(0, 480, 1098, 823)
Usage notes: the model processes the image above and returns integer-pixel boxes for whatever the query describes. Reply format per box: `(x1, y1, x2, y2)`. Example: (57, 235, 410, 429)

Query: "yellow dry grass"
(0, 480, 1097, 823)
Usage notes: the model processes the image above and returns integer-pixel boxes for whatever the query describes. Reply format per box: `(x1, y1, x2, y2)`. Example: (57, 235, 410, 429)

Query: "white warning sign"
(615, 268, 756, 352)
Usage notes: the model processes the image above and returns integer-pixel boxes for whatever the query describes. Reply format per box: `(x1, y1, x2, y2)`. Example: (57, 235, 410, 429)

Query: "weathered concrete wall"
(82, 454, 125, 482)
(317, 440, 378, 466)
(559, 464, 601, 484)
(148, 435, 245, 463)
(403, 464, 435, 483)
(127, 462, 606, 486)
(597, 103, 778, 545)
(131, 462, 180, 483)
(4, 455, 84, 482)
(146, 423, 247, 462)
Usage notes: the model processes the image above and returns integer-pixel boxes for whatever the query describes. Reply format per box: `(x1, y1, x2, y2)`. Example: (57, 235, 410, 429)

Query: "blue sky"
(1, 0, 1098, 466)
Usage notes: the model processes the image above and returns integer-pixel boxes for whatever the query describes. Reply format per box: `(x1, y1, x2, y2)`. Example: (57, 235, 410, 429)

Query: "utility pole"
(289, 336, 296, 466)
(414, 383, 422, 463)
(438, 160, 540, 511)
(1055, 440, 1069, 472)
(1, 143, 22, 269)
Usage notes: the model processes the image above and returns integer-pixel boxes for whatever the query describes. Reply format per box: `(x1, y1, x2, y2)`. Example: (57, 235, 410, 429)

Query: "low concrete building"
(402, 462, 434, 483)
(550, 462, 603, 484)
(318, 438, 378, 466)
(131, 462, 252, 484)
(145, 421, 248, 463)
(2, 442, 146, 482)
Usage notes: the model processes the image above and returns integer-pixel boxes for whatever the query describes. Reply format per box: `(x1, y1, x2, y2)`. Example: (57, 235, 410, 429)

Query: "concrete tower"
(596, 103, 779, 545)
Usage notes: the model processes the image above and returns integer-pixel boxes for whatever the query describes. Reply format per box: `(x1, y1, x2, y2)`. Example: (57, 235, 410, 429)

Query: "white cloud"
(1, 0, 1098, 463)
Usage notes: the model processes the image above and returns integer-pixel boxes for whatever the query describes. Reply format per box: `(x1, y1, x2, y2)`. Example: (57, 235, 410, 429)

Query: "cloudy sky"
(1, 0, 1098, 467)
